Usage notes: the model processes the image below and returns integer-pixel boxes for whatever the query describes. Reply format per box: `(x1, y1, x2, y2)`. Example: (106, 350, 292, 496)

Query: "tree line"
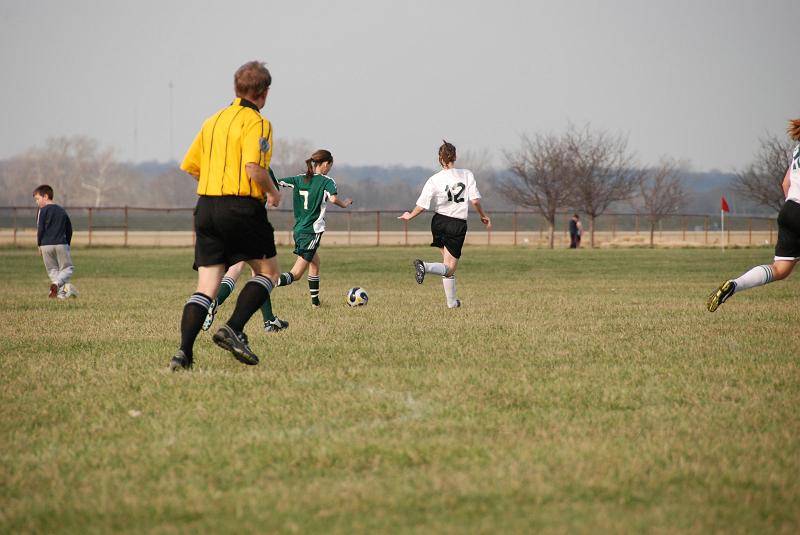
(0, 125, 792, 247)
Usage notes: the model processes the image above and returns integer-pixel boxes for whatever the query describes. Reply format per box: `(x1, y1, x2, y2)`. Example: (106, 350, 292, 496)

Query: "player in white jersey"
(707, 118, 800, 311)
(399, 140, 491, 308)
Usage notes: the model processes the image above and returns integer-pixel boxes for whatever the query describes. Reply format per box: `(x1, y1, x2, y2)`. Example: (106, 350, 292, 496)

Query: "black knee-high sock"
(226, 275, 273, 332)
(180, 293, 213, 357)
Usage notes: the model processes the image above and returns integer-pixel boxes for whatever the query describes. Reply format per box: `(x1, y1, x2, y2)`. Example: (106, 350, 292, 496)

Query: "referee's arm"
(246, 163, 281, 207)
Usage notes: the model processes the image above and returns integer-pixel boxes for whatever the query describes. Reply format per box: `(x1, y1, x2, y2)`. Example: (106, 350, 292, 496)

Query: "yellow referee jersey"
(181, 98, 273, 199)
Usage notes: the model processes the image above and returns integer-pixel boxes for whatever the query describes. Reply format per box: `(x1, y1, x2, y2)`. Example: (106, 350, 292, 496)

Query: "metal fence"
(0, 205, 776, 248)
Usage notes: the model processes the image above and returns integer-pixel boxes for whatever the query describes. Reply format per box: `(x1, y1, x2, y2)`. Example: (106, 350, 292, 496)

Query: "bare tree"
(637, 159, 688, 247)
(734, 134, 793, 212)
(499, 133, 574, 248)
(566, 125, 642, 247)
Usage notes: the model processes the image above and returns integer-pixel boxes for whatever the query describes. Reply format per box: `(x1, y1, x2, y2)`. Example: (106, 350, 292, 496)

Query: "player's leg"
(440, 246, 461, 308)
(171, 264, 225, 370)
(40, 245, 60, 297)
(203, 261, 244, 331)
(54, 244, 77, 298)
(708, 201, 800, 312)
(213, 256, 278, 365)
(308, 253, 321, 307)
(278, 255, 309, 287)
(707, 259, 796, 312)
(262, 256, 296, 331)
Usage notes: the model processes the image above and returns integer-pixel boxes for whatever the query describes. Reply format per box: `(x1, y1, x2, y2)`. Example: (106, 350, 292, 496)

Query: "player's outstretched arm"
(331, 195, 353, 208)
(398, 205, 426, 221)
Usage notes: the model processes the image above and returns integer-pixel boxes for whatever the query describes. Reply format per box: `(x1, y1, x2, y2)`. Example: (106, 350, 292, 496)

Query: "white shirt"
(787, 144, 800, 204)
(415, 168, 481, 220)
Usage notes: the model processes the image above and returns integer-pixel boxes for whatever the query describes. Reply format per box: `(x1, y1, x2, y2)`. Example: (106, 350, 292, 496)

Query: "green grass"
(1, 246, 799, 534)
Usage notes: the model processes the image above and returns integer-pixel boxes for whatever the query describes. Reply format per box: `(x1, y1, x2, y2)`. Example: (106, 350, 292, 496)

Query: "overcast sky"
(0, 0, 796, 172)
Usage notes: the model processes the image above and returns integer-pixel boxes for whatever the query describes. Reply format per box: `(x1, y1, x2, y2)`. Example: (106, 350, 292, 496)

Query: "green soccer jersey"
(278, 174, 338, 233)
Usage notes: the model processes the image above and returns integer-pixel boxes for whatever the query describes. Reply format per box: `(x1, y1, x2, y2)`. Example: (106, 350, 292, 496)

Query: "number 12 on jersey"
(446, 182, 466, 203)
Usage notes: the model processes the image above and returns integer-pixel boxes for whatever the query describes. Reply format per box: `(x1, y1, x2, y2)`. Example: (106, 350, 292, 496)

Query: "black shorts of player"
(775, 199, 800, 259)
(193, 195, 276, 269)
(430, 212, 468, 259)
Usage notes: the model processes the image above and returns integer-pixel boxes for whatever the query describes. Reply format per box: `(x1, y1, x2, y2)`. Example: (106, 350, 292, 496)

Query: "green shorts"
(293, 231, 323, 262)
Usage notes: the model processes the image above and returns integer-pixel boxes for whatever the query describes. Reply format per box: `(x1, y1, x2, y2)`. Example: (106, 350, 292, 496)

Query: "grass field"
(1, 246, 799, 533)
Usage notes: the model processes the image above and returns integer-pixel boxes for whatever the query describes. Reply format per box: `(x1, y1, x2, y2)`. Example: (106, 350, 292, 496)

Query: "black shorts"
(775, 199, 800, 260)
(430, 212, 468, 259)
(193, 196, 276, 269)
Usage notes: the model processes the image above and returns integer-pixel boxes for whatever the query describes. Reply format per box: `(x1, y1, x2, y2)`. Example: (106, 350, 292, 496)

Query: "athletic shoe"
(413, 259, 425, 284)
(57, 288, 68, 300)
(706, 280, 736, 312)
(448, 300, 462, 309)
(311, 299, 321, 308)
(212, 324, 260, 365)
(264, 316, 289, 333)
(169, 349, 193, 371)
(64, 283, 78, 298)
(201, 300, 217, 331)
(48, 283, 58, 298)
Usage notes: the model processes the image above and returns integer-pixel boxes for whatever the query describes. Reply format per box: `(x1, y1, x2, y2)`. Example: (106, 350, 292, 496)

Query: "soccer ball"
(346, 287, 369, 306)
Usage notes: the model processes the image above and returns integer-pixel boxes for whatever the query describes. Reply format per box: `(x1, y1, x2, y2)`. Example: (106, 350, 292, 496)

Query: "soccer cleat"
(212, 324, 260, 365)
(706, 280, 736, 312)
(48, 283, 58, 298)
(169, 349, 193, 371)
(264, 316, 289, 333)
(448, 300, 462, 309)
(413, 259, 425, 284)
(201, 300, 217, 331)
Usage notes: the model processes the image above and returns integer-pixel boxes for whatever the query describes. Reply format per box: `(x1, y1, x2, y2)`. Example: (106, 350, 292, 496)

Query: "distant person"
(33, 184, 78, 299)
(274, 149, 353, 307)
(707, 117, 800, 311)
(200, 168, 290, 334)
(399, 140, 491, 308)
(569, 214, 583, 248)
(169, 60, 281, 371)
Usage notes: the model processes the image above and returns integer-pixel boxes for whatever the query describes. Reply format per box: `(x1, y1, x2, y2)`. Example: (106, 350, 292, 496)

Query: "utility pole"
(168, 80, 174, 162)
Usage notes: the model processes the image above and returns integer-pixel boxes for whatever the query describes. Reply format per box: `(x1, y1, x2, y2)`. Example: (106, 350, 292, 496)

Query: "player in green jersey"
(276, 149, 352, 307)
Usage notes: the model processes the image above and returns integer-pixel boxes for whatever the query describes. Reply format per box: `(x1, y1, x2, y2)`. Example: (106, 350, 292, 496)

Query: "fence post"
(12, 207, 17, 246)
(704, 216, 708, 245)
(769, 219, 773, 244)
(612, 215, 617, 239)
(347, 211, 352, 246)
(635, 214, 639, 235)
(404, 217, 408, 246)
(748, 218, 752, 245)
(682, 217, 686, 241)
(513, 211, 518, 246)
(88, 208, 93, 247)
(376, 211, 380, 246)
(124, 206, 129, 247)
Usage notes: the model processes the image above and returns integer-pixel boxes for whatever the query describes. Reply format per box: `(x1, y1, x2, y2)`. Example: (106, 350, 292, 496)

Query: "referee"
(170, 60, 282, 370)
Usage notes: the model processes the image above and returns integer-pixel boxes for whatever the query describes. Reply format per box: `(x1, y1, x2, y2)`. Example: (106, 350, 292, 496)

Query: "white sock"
(425, 262, 448, 276)
(732, 265, 774, 294)
(442, 276, 458, 307)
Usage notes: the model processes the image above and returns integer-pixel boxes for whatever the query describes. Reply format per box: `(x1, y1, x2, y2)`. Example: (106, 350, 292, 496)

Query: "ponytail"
(303, 149, 334, 183)
(788, 118, 800, 142)
(304, 158, 315, 183)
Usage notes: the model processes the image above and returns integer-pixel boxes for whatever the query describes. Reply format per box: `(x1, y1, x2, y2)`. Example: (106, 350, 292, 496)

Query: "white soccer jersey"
(787, 144, 800, 203)
(415, 168, 481, 221)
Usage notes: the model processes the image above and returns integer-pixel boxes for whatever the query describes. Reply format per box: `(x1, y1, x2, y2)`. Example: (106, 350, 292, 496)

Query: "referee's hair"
(234, 61, 271, 99)
(439, 140, 457, 167)
(788, 118, 800, 142)
(305, 149, 334, 183)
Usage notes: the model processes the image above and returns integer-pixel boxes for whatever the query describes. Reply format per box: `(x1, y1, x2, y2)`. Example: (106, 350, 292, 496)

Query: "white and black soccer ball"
(346, 287, 369, 306)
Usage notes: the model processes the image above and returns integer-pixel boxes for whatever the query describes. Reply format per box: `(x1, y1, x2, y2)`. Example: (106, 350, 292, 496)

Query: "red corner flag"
(721, 197, 730, 213)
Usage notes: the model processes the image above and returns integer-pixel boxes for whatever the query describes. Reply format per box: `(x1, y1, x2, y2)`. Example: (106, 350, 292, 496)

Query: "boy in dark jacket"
(33, 185, 78, 299)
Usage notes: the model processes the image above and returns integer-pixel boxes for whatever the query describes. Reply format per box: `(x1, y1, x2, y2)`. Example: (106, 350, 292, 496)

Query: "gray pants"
(40, 244, 74, 287)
